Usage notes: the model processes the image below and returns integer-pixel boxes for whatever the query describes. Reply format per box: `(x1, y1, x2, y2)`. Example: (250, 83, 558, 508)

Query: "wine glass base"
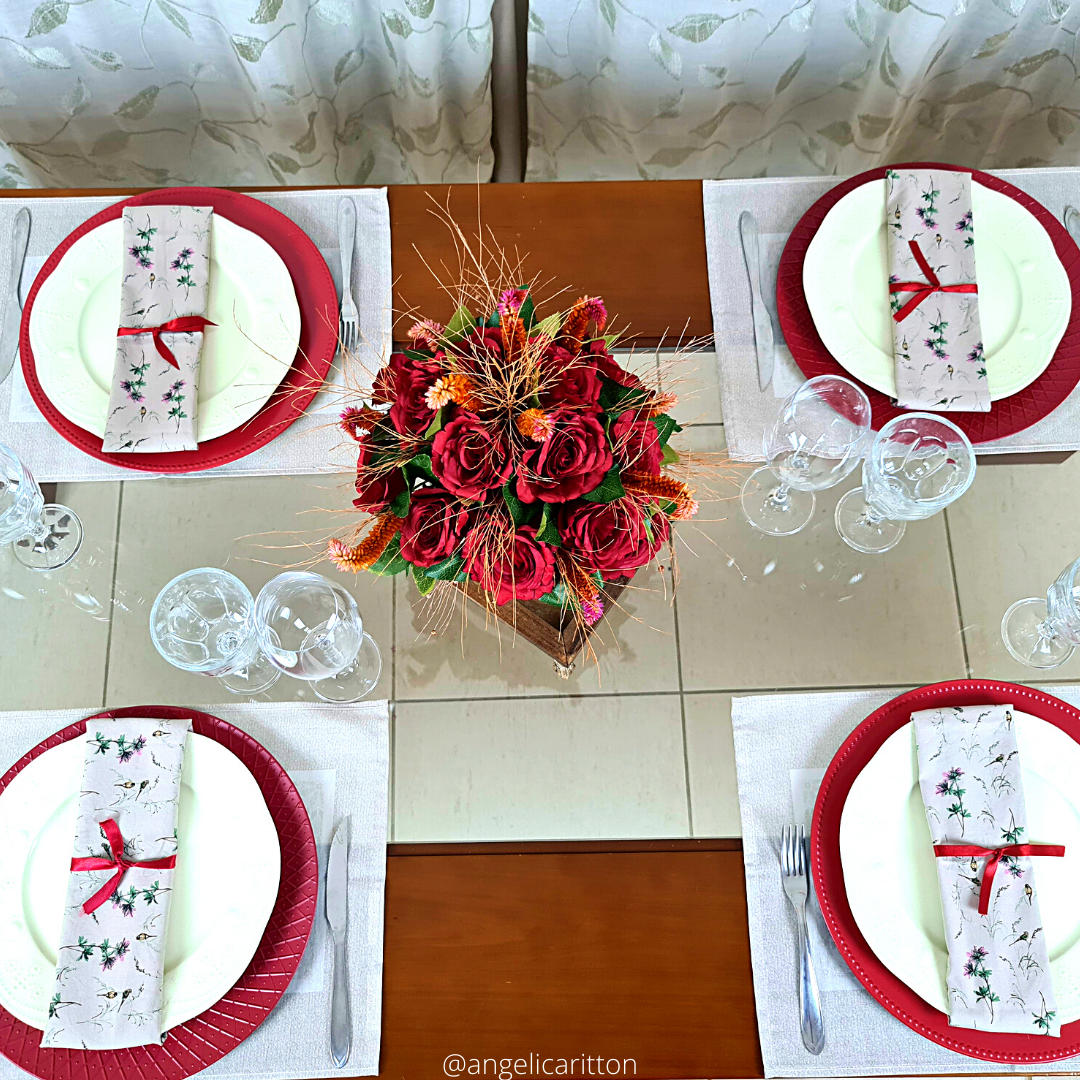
(740, 468, 815, 536)
(1001, 598, 1074, 670)
(835, 487, 906, 554)
(313, 633, 382, 702)
(12, 504, 83, 571)
(219, 649, 282, 695)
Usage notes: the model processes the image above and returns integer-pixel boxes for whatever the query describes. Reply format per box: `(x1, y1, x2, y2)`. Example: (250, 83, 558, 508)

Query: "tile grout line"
(671, 586, 694, 839)
(99, 481, 125, 708)
(942, 508, 973, 679)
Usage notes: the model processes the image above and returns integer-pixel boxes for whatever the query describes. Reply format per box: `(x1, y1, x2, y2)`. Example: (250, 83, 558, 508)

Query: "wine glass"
(150, 568, 280, 694)
(253, 571, 381, 702)
(835, 413, 976, 554)
(0, 441, 83, 571)
(1001, 556, 1080, 669)
(741, 376, 872, 536)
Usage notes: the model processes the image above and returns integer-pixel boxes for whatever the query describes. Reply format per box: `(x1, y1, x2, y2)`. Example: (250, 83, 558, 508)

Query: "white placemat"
(732, 683, 1080, 1076)
(0, 700, 389, 1079)
(705, 167, 1080, 461)
(0, 189, 392, 482)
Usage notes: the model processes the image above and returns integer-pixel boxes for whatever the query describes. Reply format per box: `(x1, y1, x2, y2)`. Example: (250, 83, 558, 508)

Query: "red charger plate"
(19, 187, 338, 473)
(777, 162, 1080, 443)
(812, 680, 1080, 1063)
(0, 705, 317, 1080)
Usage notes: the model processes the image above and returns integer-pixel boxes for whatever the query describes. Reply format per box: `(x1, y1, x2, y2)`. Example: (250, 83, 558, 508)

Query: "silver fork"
(337, 196, 359, 357)
(780, 823, 825, 1055)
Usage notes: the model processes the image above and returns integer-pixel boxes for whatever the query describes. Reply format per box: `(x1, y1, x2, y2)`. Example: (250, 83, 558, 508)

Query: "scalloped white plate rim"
(803, 178, 1071, 402)
(29, 213, 301, 442)
(0, 731, 280, 1033)
(840, 710, 1080, 1022)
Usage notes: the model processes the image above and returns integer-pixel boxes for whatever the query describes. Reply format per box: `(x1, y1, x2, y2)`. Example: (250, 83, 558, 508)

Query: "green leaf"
(93, 129, 131, 156)
(115, 85, 160, 121)
(381, 16, 397, 64)
(870, 0, 909, 9)
(532, 312, 561, 341)
(334, 47, 364, 84)
(1006, 49, 1060, 78)
(580, 466, 626, 504)
(156, 0, 192, 38)
(291, 111, 318, 154)
(660, 443, 680, 466)
(599, 0, 616, 33)
(502, 482, 528, 526)
(389, 484, 410, 518)
(537, 582, 568, 607)
(858, 113, 892, 141)
(423, 408, 445, 439)
(599, 376, 649, 417)
(486, 309, 500, 327)
(971, 27, 1012, 59)
(646, 146, 698, 168)
(407, 64, 434, 98)
(648, 32, 682, 80)
(518, 291, 535, 329)
(268, 150, 300, 173)
(354, 149, 376, 184)
(944, 81, 1003, 104)
(667, 13, 723, 43)
(535, 504, 562, 546)
(425, 552, 465, 580)
(232, 34, 269, 62)
(843, 0, 875, 48)
(406, 452, 435, 479)
(775, 51, 806, 96)
(878, 39, 901, 91)
(1049, 107, 1075, 146)
(528, 9, 545, 33)
(652, 413, 680, 445)
(12, 42, 69, 68)
(527, 64, 564, 90)
(698, 64, 727, 89)
(26, 1, 68, 37)
(818, 120, 854, 147)
(78, 45, 123, 71)
(201, 121, 240, 151)
(411, 566, 439, 596)
(406, 0, 434, 15)
(444, 303, 474, 342)
(250, 0, 283, 23)
(384, 11, 413, 37)
(369, 534, 408, 576)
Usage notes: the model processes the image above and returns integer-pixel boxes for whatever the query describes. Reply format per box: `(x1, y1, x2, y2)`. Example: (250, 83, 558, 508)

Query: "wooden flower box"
(455, 577, 628, 676)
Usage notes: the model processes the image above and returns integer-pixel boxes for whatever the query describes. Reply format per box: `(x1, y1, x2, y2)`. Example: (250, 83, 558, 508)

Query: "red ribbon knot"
(70, 818, 177, 915)
(889, 239, 978, 322)
(116, 316, 216, 369)
(934, 842, 1065, 916)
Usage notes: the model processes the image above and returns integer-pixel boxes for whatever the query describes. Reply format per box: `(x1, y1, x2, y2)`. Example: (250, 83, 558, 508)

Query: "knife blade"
(0, 208, 30, 386)
(326, 817, 351, 1069)
(738, 210, 775, 393)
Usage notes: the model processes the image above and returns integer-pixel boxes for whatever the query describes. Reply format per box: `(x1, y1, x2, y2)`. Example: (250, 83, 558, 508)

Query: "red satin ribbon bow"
(70, 818, 177, 915)
(934, 843, 1065, 916)
(116, 316, 216, 370)
(889, 240, 978, 323)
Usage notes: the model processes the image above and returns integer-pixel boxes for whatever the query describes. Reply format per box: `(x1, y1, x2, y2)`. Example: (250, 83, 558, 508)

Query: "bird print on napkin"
(43, 718, 190, 1049)
(102, 206, 213, 453)
(913, 704, 1059, 1035)
(886, 169, 990, 413)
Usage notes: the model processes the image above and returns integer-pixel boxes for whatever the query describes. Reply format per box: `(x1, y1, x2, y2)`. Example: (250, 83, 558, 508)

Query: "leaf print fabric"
(43, 717, 191, 1049)
(886, 170, 989, 413)
(913, 704, 1059, 1036)
(102, 206, 211, 454)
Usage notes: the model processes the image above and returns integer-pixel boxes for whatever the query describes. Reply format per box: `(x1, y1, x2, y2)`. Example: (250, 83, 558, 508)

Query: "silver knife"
(738, 210, 775, 393)
(326, 817, 351, 1069)
(1064, 205, 1080, 249)
(0, 208, 30, 386)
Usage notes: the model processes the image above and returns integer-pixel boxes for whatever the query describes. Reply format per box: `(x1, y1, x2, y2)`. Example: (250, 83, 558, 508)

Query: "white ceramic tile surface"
(682, 692, 741, 838)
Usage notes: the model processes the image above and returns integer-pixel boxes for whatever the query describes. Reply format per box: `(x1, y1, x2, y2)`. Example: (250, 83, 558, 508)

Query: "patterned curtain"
(526, 0, 1080, 181)
(0, 0, 494, 188)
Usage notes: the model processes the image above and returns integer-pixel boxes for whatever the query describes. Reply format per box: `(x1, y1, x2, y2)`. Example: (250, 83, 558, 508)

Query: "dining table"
(3, 177, 1079, 1080)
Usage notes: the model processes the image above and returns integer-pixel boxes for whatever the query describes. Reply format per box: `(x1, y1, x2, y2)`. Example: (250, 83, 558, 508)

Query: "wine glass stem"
(767, 483, 791, 509)
(859, 502, 886, 527)
(27, 515, 51, 544)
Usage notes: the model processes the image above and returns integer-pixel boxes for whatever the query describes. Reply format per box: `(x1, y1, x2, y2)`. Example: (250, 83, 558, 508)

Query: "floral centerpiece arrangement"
(326, 285, 700, 639)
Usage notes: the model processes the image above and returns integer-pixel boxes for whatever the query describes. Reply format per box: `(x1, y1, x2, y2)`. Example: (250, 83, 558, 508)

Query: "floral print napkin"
(913, 704, 1059, 1035)
(886, 169, 990, 413)
(102, 206, 213, 453)
(43, 717, 191, 1049)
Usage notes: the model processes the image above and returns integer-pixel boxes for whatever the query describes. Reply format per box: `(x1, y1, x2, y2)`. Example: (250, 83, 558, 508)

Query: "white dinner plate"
(0, 732, 280, 1032)
(29, 214, 302, 441)
(803, 179, 1072, 401)
(840, 711, 1080, 1021)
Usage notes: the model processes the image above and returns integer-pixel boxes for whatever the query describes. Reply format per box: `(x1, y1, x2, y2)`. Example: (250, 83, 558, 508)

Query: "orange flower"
(339, 406, 384, 442)
(501, 314, 527, 361)
(647, 391, 679, 418)
(424, 373, 483, 411)
(327, 513, 403, 573)
(556, 296, 607, 350)
(516, 408, 555, 442)
(407, 319, 444, 350)
(622, 471, 698, 520)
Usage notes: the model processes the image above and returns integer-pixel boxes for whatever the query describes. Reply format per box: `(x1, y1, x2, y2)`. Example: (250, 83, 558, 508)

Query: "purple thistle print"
(955, 209, 973, 233)
(128, 245, 152, 270)
(169, 247, 194, 270)
(963, 944, 999, 1020)
(938, 766, 971, 835)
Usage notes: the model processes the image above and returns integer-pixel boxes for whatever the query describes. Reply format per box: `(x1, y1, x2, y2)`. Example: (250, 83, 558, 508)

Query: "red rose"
(556, 500, 669, 579)
(540, 345, 602, 408)
(372, 351, 441, 436)
(516, 411, 613, 504)
(431, 412, 514, 499)
(353, 434, 405, 512)
(450, 326, 504, 375)
(399, 487, 470, 568)
(611, 410, 662, 474)
(463, 525, 556, 605)
(586, 341, 645, 390)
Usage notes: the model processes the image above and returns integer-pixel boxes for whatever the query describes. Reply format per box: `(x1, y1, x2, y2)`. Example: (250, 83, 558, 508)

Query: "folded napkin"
(102, 206, 214, 453)
(913, 704, 1061, 1035)
(886, 169, 989, 413)
(43, 717, 191, 1049)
